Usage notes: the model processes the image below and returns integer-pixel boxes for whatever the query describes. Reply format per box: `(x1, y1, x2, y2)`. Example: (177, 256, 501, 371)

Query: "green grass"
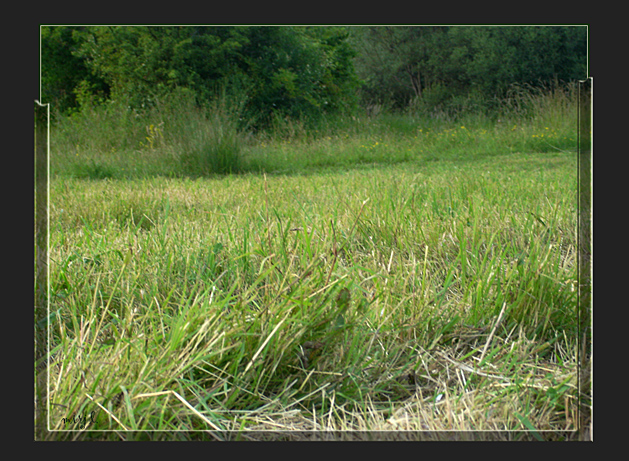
(41, 150, 583, 440)
(49, 83, 578, 180)
(50, 88, 248, 179)
(38, 85, 588, 440)
(242, 117, 576, 175)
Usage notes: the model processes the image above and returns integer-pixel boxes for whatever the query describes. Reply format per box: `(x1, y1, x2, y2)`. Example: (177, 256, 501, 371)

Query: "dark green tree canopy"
(42, 26, 360, 124)
(42, 25, 587, 119)
(352, 26, 587, 110)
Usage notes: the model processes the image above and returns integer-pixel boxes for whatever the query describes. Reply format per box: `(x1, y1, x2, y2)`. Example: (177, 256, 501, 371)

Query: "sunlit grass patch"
(42, 149, 582, 439)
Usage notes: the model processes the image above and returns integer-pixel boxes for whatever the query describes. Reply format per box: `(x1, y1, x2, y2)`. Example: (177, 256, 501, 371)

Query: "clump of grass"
(159, 88, 248, 176)
(50, 88, 249, 179)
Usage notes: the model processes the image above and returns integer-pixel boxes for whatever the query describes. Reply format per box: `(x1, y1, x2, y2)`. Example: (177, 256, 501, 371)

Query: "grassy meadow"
(39, 86, 588, 440)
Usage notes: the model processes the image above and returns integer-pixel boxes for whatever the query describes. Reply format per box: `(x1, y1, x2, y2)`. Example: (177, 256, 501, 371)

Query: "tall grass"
(50, 87, 248, 179)
(237, 82, 578, 174)
(49, 84, 578, 179)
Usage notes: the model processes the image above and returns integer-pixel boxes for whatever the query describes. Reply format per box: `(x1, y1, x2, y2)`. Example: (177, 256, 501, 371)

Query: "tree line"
(42, 25, 587, 124)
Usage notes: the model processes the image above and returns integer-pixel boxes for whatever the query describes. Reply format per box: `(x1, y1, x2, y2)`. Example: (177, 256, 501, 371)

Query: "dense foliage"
(352, 26, 587, 112)
(42, 25, 587, 122)
(42, 26, 360, 125)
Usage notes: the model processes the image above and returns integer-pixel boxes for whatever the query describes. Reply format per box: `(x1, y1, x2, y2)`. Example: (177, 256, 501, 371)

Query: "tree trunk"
(407, 63, 422, 99)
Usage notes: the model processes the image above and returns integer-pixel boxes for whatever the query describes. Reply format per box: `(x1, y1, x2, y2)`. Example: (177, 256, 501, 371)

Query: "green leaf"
(336, 287, 351, 312)
(514, 411, 543, 441)
(334, 314, 345, 329)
